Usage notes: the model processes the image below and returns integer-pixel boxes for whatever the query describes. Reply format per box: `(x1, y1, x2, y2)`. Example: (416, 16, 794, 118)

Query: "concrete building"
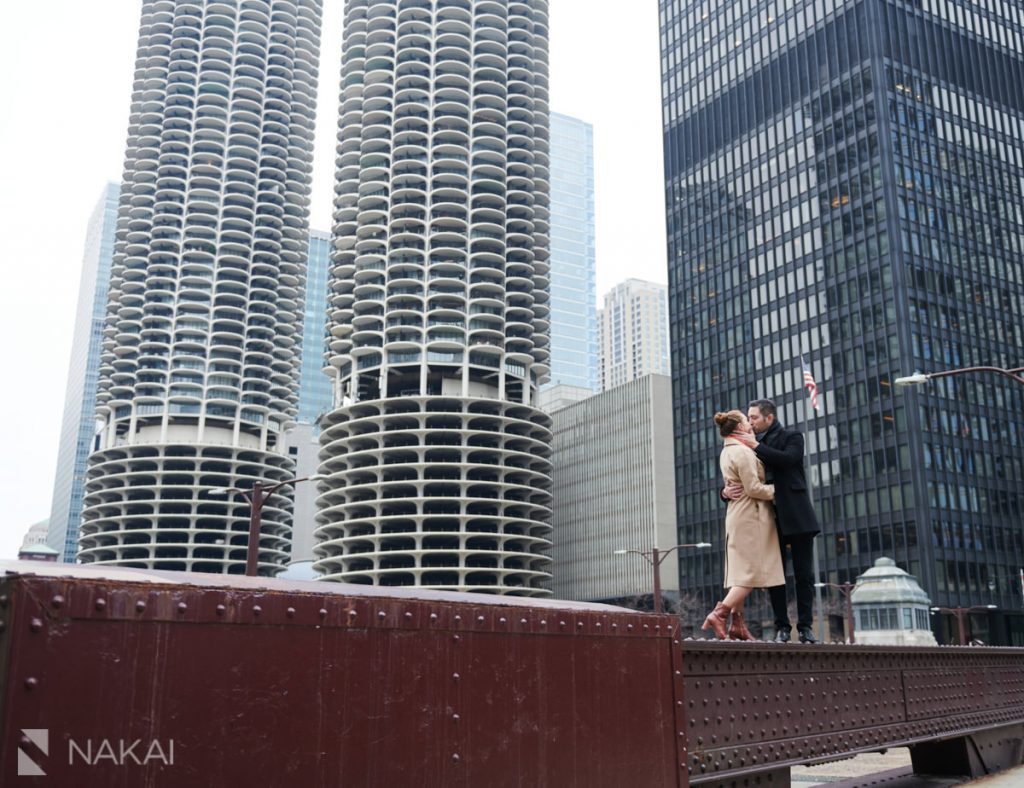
(550, 375, 677, 604)
(546, 112, 597, 391)
(660, 0, 1024, 643)
(47, 183, 119, 561)
(598, 279, 670, 391)
(538, 383, 592, 414)
(297, 230, 333, 426)
(78, 0, 323, 575)
(283, 422, 320, 564)
(314, 0, 553, 596)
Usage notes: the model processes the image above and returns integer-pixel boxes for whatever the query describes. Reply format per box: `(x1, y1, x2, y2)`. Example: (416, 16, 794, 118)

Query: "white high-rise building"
(598, 278, 670, 391)
(551, 375, 677, 603)
(314, 0, 554, 596)
(79, 0, 323, 574)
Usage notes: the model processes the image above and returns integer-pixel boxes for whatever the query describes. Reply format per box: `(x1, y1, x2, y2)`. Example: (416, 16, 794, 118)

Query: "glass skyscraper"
(47, 182, 120, 561)
(547, 112, 597, 391)
(297, 229, 333, 425)
(661, 0, 1024, 642)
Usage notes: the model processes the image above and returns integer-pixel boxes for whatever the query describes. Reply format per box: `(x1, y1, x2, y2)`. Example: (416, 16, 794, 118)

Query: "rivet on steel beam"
(559, 621, 566, 628)
(452, 672, 460, 681)
(520, 618, 527, 625)
(378, 611, 386, 619)
(286, 607, 296, 618)
(24, 677, 38, 690)
(253, 606, 262, 616)
(643, 624, 649, 630)
(348, 610, 357, 618)
(627, 624, 634, 631)
(655, 625, 661, 631)
(136, 600, 146, 613)
(576, 621, 583, 628)
(477, 615, 485, 623)
(216, 604, 226, 615)
(0, 594, 7, 608)
(95, 599, 106, 611)
(454, 615, 462, 623)
(596, 622, 602, 628)
(499, 617, 506, 624)
(451, 754, 461, 764)
(405, 612, 413, 620)
(453, 634, 461, 642)
(612, 623, 618, 629)
(51, 595, 65, 609)
(430, 613, 439, 621)
(319, 608, 328, 618)
(177, 602, 188, 613)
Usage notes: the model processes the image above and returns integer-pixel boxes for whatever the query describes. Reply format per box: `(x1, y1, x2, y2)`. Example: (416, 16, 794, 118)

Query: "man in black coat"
(726, 398, 820, 643)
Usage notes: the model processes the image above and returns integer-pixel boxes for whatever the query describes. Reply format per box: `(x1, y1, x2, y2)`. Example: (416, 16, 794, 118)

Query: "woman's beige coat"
(719, 438, 785, 588)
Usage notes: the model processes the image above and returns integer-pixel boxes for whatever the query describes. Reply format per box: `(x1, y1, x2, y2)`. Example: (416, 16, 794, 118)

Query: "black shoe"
(774, 628, 791, 643)
(798, 627, 817, 644)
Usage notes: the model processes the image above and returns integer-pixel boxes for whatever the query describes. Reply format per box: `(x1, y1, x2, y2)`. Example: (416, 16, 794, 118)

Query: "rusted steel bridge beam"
(1, 563, 1022, 787)
(682, 641, 1024, 786)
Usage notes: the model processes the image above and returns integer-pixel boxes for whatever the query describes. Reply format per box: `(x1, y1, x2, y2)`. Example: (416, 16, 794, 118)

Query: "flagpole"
(800, 361, 826, 643)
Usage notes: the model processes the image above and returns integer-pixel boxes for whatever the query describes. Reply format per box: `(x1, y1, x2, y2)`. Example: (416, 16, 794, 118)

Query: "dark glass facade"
(660, 0, 1024, 643)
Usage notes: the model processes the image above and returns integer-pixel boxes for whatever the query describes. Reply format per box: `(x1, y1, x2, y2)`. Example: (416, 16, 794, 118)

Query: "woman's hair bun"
(714, 409, 744, 437)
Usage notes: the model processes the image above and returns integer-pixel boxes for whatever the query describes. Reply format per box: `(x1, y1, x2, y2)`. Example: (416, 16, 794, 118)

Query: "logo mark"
(18, 729, 48, 776)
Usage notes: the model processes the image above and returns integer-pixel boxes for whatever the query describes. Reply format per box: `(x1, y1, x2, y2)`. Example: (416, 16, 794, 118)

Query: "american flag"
(802, 358, 820, 411)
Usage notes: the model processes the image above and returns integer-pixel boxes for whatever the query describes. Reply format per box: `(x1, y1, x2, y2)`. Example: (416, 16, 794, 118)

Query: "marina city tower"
(314, 0, 554, 595)
(79, 0, 323, 574)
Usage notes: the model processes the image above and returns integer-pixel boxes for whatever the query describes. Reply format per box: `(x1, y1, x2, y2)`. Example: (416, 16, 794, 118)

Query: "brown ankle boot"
(728, 609, 756, 641)
(702, 602, 731, 640)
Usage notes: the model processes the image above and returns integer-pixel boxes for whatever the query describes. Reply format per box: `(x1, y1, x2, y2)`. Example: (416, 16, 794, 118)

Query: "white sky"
(0, 0, 666, 559)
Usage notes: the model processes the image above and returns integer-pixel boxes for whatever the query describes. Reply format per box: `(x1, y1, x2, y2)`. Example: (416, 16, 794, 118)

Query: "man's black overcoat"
(755, 421, 821, 537)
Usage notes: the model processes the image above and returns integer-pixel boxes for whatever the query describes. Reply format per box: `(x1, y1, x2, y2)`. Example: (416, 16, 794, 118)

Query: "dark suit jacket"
(754, 421, 820, 538)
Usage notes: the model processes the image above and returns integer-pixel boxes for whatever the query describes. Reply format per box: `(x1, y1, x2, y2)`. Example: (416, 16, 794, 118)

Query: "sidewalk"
(792, 748, 1024, 786)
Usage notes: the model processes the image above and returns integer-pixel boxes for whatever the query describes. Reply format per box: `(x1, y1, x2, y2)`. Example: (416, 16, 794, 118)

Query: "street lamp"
(208, 473, 327, 576)
(929, 605, 998, 646)
(614, 542, 712, 615)
(894, 365, 1024, 387)
(815, 581, 856, 644)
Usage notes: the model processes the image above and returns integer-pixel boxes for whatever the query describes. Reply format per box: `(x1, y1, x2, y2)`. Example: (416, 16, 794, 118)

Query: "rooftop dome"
(851, 557, 932, 606)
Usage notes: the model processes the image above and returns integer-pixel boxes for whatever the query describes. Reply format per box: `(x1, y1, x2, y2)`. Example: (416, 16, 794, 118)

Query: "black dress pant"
(769, 531, 816, 631)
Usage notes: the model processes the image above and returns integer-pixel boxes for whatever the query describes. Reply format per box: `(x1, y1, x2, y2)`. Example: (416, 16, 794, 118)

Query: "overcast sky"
(0, 1, 666, 559)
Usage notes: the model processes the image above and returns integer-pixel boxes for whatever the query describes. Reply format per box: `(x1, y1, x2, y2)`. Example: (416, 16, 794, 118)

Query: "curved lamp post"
(209, 474, 326, 576)
(929, 605, 997, 646)
(614, 543, 712, 615)
(894, 365, 1024, 388)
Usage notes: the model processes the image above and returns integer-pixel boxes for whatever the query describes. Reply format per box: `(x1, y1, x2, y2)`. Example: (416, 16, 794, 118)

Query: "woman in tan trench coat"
(702, 410, 785, 640)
